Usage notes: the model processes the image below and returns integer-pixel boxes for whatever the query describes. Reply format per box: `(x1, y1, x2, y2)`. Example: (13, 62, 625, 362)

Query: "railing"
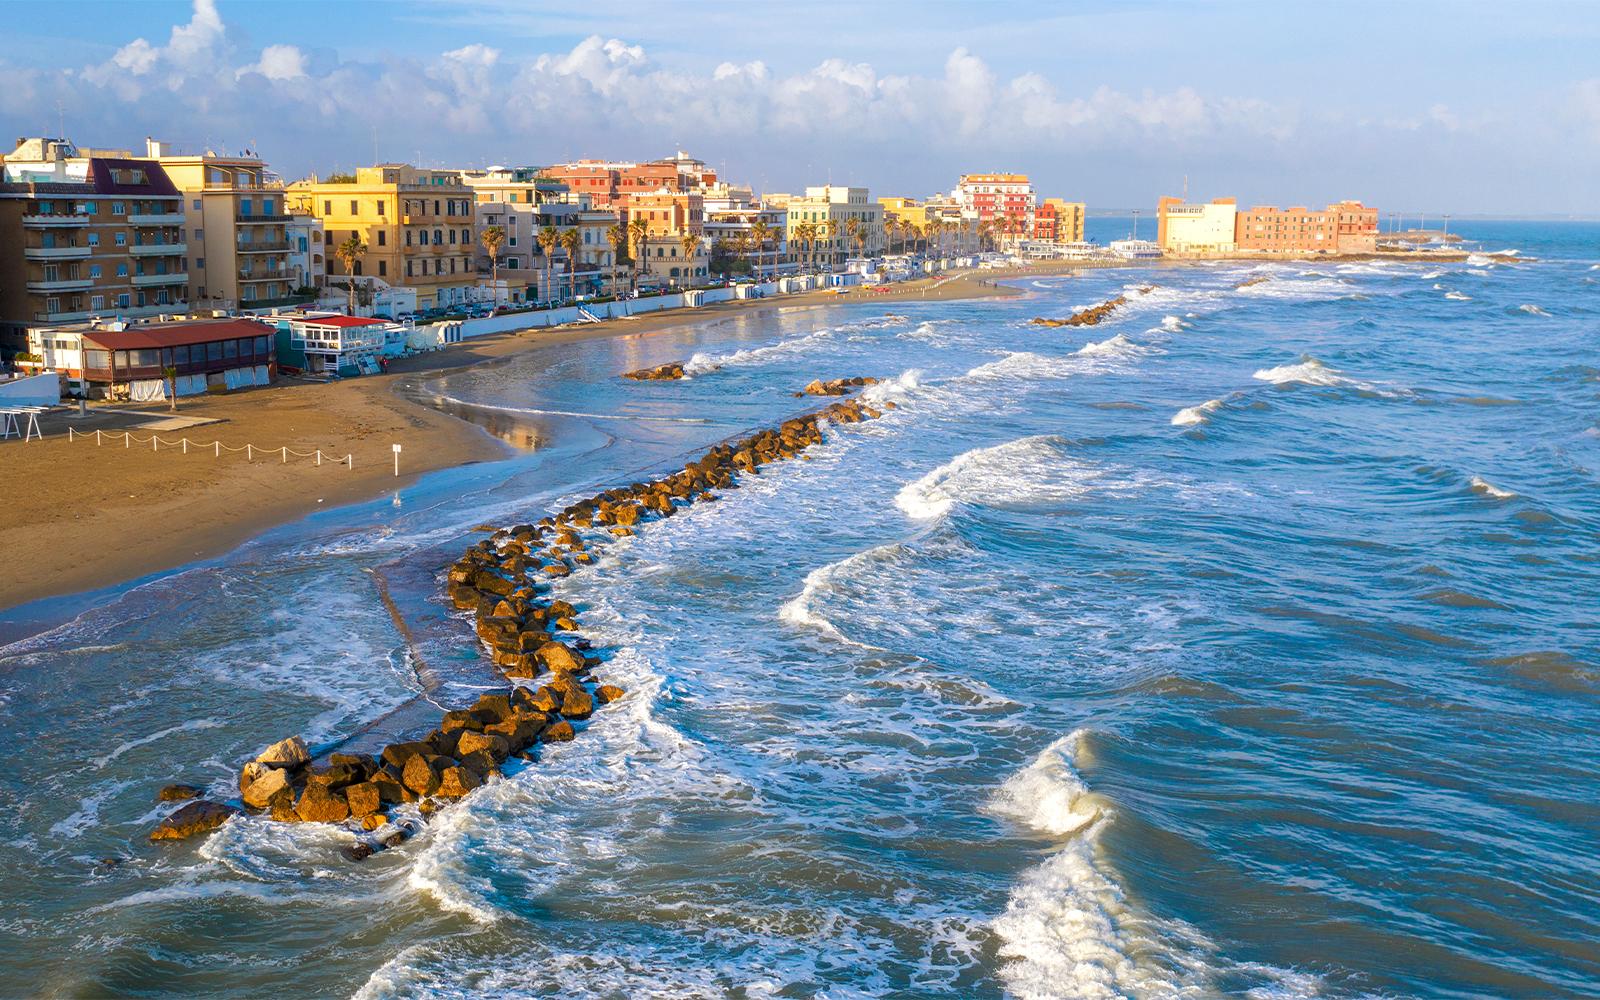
(22, 215, 86, 227)
(236, 241, 290, 253)
(128, 213, 185, 226)
(130, 243, 188, 257)
(26, 277, 95, 292)
(24, 245, 92, 260)
(236, 213, 290, 223)
(131, 272, 188, 287)
(237, 269, 285, 281)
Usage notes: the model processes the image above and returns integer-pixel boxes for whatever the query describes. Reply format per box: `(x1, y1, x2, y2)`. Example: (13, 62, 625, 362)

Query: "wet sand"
(0, 271, 1023, 613)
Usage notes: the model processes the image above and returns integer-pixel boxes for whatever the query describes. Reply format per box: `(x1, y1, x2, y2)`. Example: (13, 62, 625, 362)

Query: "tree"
(558, 227, 583, 301)
(677, 231, 700, 285)
(537, 226, 560, 304)
(628, 218, 649, 294)
(334, 235, 367, 314)
(748, 221, 774, 281)
(162, 365, 178, 412)
(794, 223, 815, 272)
(844, 217, 861, 262)
(480, 225, 506, 305)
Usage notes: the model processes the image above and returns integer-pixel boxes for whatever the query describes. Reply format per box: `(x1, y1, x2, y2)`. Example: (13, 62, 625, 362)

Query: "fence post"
(347, 454, 352, 470)
(317, 450, 322, 466)
(152, 435, 157, 452)
(282, 446, 286, 463)
(247, 444, 252, 461)
(183, 438, 188, 454)
(68, 427, 73, 442)
(125, 431, 130, 448)
(97, 429, 101, 445)
(215, 441, 219, 457)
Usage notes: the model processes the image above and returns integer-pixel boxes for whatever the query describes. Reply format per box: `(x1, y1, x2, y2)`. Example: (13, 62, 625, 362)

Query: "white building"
(1157, 197, 1238, 252)
(285, 213, 325, 290)
(783, 186, 884, 272)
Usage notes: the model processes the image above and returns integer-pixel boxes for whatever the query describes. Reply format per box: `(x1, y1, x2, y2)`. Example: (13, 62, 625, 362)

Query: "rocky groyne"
(1030, 286, 1155, 327)
(622, 362, 690, 380)
(150, 385, 890, 855)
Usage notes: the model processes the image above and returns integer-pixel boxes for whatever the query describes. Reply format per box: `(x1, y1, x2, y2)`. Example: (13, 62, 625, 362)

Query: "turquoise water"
(2, 222, 1597, 998)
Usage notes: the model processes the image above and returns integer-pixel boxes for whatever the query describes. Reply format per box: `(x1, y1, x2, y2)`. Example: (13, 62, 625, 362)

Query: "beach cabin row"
(26, 316, 277, 400)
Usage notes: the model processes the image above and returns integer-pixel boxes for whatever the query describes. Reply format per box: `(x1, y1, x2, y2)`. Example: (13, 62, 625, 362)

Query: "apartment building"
(285, 213, 325, 290)
(704, 203, 792, 281)
(1156, 197, 1238, 251)
(955, 174, 1036, 234)
(628, 190, 705, 286)
(1033, 199, 1087, 243)
(784, 186, 884, 270)
(544, 151, 717, 211)
(0, 138, 189, 347)
(286, 164, 477, 311)
(137, 140, 295, 311)
(1235, 201, 1378, 253)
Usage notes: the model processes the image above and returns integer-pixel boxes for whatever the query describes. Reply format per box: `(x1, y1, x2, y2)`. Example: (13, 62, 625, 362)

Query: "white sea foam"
(1519, 304, 1551, 316)
(860, 369, 922, 404)
(1252, 356, 1352, 387)
(894, 436, 1092, 519)
(1421, 270, 1445, 279)
(778, 543, 900, 642)
(681, 328, 837, 373)
(1445, 291, 1472, 301)
(1160, 315, 1187, 332)
(1467, 253, 1493, 266)
(1075, 333, 1143, 358)
(1469, 476, 1517, 499)
(1171, 399, 1224, 426)
(91, 719, 223, 769)
(49, 780, 134, 838)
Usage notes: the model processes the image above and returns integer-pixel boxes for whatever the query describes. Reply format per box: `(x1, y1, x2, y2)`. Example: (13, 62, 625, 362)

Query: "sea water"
(1, 221, 1597, 998)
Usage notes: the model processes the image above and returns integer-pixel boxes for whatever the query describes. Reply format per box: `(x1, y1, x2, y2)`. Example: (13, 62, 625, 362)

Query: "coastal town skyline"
(4, 0, 1600, 217)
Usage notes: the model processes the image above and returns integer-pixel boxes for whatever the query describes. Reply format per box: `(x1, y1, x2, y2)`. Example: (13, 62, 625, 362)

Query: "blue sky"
(4, 1, 1599, 215)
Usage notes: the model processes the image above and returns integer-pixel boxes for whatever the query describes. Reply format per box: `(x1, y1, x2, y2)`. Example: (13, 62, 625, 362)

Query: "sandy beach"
(0, 270, 1021, 613)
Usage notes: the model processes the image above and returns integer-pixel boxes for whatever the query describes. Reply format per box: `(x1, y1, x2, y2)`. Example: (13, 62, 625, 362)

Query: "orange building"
(1235, 201, 1379, 253)
(625, 190, 706, 285)
(545, 151, 717, 211)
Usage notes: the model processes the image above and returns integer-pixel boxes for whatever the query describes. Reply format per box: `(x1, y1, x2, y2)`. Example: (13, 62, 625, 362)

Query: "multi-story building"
(627, 190, 705, 286)
(545, 151, 717, 211)
(0, 138, 189, 345)
(286, 164, 477, 311)
(955, 174, 1036, 238)
(139, 140, 294, 311)
(1234, 201, 1378, 253)
(1156, 197, 1237, 252)
(784, 186, 884, 271)
(1033, 199, 1087, 243)
(284, 212, 325, 290)
(704, 204, 792, 281)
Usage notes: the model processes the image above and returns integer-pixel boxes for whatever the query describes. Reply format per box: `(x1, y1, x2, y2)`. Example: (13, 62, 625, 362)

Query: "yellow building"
(785, 186, 884, 270)
(140, 139, 295, 309)
(1038, 199, 1087, 243)
(286, 164, 477, 312)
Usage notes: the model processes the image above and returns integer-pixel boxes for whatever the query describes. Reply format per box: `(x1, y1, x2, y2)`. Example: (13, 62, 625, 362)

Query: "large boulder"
(380, 741, 432, 770)
(371, 767, 410, 804)
(241, 765, 291, 809)
(344, 781, 382, 818)
(457, 749, 501, 779)
(402, 754, 447, 796)
(149, 801, 239, 841)
(595, 685, 627, 705)
(295, 784, 350, 824)
(455, 731, 511, 764)
(437, 766, 482, 798)
(440, 710, 484, 735)
(537, 641, 585, 674)
(305, 763, 364, 792)
(255, 736, 310, 769)
(158, 783, 205, 802)
(543, 720, 576, 743)
(548, 673, 594, 720)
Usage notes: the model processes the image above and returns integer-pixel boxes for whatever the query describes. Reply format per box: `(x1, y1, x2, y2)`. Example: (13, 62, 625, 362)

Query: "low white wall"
(0, 371, 61, 408)
(450, 278, 818, 339)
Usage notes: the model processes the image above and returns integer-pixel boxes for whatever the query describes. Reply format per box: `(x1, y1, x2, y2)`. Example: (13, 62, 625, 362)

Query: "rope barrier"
(57, 426, 357, 468)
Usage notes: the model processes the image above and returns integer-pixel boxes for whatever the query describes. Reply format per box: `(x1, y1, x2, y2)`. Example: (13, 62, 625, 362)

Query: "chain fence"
(65, 426, 353, 468)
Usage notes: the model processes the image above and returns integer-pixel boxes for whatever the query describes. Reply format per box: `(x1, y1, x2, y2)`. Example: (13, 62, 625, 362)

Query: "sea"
(1, 219, 1597, 999)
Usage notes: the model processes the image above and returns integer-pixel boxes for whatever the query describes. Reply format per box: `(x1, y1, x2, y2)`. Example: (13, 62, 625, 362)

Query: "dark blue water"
(1, 223, 1596, 998)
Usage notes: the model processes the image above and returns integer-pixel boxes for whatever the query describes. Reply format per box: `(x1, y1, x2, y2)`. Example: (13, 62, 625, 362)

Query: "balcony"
(237, 213, 290, 224)
(24, 245, 93, 260)
(237, 269, 285, 282)
(23, 214, 86, 228)
(130, 242, 188, 257)
(236, 240, 290, 253)
(132, 272, 189, 287)
(27, 278, 95, 292)
(128, 212, 185, 226)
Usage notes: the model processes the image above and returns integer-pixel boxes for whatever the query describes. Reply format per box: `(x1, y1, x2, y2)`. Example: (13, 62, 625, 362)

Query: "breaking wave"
(1171, 399, 1225, 426)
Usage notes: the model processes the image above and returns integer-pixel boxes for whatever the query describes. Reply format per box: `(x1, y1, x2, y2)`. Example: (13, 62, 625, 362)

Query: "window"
(194, 228, 203, 241)
(377, 200, 385, 216)
(45, 297, 60, 313)
(241, 199, 253, 216)
(91, 295, 104, 310)
(461, 229, 470, 243)
(82, 202, 98, 215)
(196, 257, 204, 269)
(255, 336, 268, 354)
(117, 263, 129, 277)
(407, 261, 413, 277)
(130, 348, 160, 367)
(193, 198, 202, 211)
(446, 200, 455, 217)
(87, 233, 99, 246)
(448, 230, 456, 244)
(506, 257, 518, 269)
(113, 350, 128, 366)
(354, 261, 363, 276)
(112, 201, 126, 215)
(117, 293, 130, 308)
(378, 260, 386, 276)
(508, 236, 517, 247)
(174, 345, 189, 364)
(377, 230, 386, 246)
(405, 230, 413, 246)
(263, 198, 274, 215)
(115, 232, 127, 247)
(89, 265, 101, 278)
(434, 230, 442, 244)
(223, 340, 238, 359)
(299, 237, 308, 252)
(350, 200, 358, 215)
(450, 258, 456, 273)
(324, 200, 333, 216)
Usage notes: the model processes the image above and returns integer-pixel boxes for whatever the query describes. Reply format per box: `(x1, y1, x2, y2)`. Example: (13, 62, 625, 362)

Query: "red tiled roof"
(83, 319, 276, 350)
(290, 316, 387, 328)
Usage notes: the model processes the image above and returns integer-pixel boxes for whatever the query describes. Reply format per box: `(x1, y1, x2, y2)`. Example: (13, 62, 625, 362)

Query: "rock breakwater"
(150, 385, 890, 855)
(1030, 286, 1155, 327)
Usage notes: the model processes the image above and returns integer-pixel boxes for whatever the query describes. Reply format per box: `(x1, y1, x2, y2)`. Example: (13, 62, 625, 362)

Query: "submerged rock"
(158, 783, 205, 802)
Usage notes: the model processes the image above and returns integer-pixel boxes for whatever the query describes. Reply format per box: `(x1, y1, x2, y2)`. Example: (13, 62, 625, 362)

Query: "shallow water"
(3, 222, 1599, 998)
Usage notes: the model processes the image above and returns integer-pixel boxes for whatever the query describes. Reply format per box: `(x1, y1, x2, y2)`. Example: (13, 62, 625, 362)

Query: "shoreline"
(0, 271, 1016, 623)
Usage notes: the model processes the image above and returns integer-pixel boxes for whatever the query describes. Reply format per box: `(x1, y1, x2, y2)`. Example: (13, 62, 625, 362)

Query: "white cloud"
(240, 44, 308, 82)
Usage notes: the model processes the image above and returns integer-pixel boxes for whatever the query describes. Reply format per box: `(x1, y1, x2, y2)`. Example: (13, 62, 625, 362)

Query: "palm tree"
(844, 217, 861, 263)
(606, 223, 626, 296)
(334, 234, 367, 315)
(796, 223, 816, 272)
(558, 227, 583, 302)
(162, 365, 178, 412)
(537, 225, 560, 305)
(748, 221, 774, 281)
(480, 224, 506, 305)
(628, 218, 649, 294)
(730, 231, 751, 277)
(677, 231, 700, 285)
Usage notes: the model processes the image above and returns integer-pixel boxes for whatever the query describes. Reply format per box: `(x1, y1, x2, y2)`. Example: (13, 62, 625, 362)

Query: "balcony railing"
(27, 278, 95, 292)
(238, 269, 285, 281)
(23, 215, 86, 228)
(128, 213, 185, 226)
(236, 213, 290, 223)
(130, 243, 188, 257)
(24, 245, 93, 260)
(132, 272, 189, 287)
(236, 241, 290, 253)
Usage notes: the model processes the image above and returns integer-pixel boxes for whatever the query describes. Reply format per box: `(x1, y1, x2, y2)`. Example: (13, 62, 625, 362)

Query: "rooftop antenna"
(57, 100, 65, 141)
(1182, 174, 1187, 200)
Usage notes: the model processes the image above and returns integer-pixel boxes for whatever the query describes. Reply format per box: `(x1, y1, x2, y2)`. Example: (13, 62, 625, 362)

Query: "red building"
(1235, 201, 1379, 253)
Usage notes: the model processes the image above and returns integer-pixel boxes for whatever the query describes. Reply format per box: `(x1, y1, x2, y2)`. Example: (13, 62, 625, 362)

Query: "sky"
(3, 0, 1599, 216)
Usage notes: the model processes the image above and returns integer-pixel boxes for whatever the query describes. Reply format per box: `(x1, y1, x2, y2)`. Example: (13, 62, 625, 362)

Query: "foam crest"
(1445, 291, 1472, 301)
(894, 436, 1091, 520)
(1075, 333, 1144, 358)
(1159, 315, 1187, 331)
(1519, 304, 1551, 316)
(1469, 476, 1516, 499)
(1171, 399, 1223, 426)
(1251, 355, 1351, 387)
(683, 328, 835, 373)
(860, 369, 922, 404)
(778, 543, 901, 642)
(1467, 253, 1493, 266)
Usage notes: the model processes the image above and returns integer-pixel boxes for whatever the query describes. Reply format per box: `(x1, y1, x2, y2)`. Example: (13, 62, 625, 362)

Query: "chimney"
(146, 137, 170, 158)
